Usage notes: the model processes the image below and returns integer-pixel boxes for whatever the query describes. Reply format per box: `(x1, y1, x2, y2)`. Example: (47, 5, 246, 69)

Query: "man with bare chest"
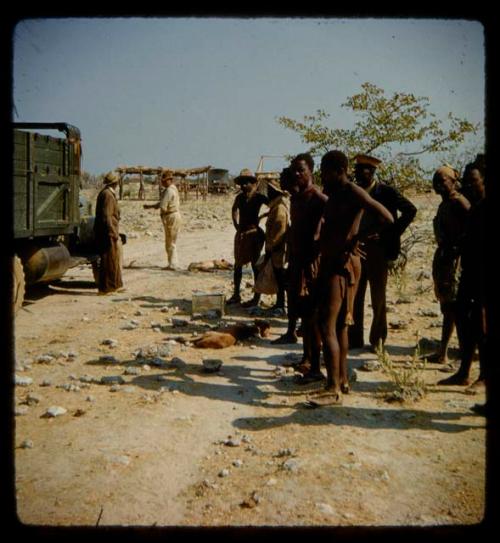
(310, 151, 393, 405)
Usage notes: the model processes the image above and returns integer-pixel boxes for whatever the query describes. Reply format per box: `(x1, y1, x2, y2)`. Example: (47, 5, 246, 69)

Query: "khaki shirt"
(160, 184, 180, 215)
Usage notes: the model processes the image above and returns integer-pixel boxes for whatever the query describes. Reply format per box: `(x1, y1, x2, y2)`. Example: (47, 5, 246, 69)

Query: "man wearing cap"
(94, 171, 124, 294)
(263, 176, 290, 311)
(349, 154, 417, 352)
(144, 171, 182, 270)
(429, 165, 471, 365)
(227, 169, 269, 307)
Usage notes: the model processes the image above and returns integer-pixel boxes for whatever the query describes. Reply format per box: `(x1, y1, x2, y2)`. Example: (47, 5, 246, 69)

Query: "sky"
(11, 17, 485, 177)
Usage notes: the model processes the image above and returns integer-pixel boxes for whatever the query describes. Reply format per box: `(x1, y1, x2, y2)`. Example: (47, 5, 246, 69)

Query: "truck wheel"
(13, 255, 25, 314)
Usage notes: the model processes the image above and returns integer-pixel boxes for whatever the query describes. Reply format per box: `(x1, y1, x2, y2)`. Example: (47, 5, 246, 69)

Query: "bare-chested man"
(286, 153, 328, 382)
(312, 151, 394, 404)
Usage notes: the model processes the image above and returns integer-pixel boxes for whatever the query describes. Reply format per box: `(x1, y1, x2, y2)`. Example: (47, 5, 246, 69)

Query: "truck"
(12, 122, 100, 313)
(207, 168, 233, 193)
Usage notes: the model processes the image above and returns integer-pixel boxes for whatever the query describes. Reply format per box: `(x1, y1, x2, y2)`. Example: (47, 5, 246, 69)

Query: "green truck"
(12, 122, 98, 313)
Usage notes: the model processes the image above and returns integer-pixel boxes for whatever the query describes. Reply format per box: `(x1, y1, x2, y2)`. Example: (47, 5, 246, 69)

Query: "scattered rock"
(45, 406, 67, 417)
(24, 393, 41, 406)
(359, 361, 381, 372)
(218, 469, 230, 478)
(36, 355, 54, 364)
(99, 355, 118, 363)
(101, 338, 119, 348)
(276, 448, 295, 457)
(282, 458, 301, 472)
(389, 319, 408, 330)
(15, 406, 29, 416)
(40, 379, 52, 387)
(124, 366, 141, 376)
(101, 375, 126, 385)
(15, 375, 33, 387)
(20, 439, 34, 449)
(224, 438, 242, 447)
(202, 359, 223, 373)
(232, 459, 243, 467)
(316, 502, 335, 516)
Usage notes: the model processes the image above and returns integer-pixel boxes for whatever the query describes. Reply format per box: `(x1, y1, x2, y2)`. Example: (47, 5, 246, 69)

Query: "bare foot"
(427, 352, 447, 364)
(271, 333, 298, 345)
(437, 373, 471, 386)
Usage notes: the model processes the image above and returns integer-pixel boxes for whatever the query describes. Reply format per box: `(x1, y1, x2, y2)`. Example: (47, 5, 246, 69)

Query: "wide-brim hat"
(235, 168, 257, 184)
(103, 171, 120, 185)
(267, 177, 286, 195)
(353, 154, 382, 168)
(161, 171, 174, 181)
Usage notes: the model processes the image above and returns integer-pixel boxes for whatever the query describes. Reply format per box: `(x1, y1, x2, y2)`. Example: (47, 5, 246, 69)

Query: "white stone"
(46, 406, 67, 417)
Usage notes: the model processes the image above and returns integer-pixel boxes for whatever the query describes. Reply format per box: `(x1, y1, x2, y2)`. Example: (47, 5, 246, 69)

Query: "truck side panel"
(14, 130, 80, 239)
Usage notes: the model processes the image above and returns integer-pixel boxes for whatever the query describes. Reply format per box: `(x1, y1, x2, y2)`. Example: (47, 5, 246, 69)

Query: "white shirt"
(160, 184, 180, 214)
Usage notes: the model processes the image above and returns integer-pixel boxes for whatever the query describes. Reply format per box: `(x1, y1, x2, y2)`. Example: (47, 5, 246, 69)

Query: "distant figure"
(313, 150, 393, 404)
(144, 171, 182, 270)
(430, 165, 471, 364)
(439, 160, 486, 387)
(94, 171, 124, 295)
(227, 169, 268, 307)
(264, 177, 290, 311)
(349, 154, 417, 352)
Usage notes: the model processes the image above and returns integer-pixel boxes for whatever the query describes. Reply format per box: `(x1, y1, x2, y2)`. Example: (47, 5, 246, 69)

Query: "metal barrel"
(22, 243, 72, 285)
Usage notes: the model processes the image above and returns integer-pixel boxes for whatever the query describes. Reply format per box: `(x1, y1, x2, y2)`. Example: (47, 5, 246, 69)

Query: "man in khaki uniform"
(264, 177, 290, 310)
(144, 171, 182, 270)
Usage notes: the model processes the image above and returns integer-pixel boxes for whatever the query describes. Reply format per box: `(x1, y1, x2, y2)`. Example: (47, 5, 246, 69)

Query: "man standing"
(227, 169, 268, 307)
(438, 161, 484, 386)
(144, 171, 182, 270)
(349, 154, 417, 352)
(94, 171, 124, 295)
(430, 165, 470, 365)
(286, 153, 328, 382)
(314, 150, 394, 404)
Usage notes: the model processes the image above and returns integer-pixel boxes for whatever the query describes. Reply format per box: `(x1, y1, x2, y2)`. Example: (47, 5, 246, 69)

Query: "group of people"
(227, 150, 486, 407)
(430, 158, 487, 410)
(93, 150, 487, 409)
(227, 152, 409, 404)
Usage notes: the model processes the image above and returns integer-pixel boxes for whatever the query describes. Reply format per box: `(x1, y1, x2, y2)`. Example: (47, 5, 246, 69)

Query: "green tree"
(277, 82, 481, 191)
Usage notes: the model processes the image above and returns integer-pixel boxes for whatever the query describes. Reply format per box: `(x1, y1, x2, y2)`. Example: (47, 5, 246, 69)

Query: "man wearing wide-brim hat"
(262, 177, 290, 311)
(144, 170, 182, 270)
(227, 168, 269, 306)
(93, 171, 125, 294)
(348, 154, 417, 351)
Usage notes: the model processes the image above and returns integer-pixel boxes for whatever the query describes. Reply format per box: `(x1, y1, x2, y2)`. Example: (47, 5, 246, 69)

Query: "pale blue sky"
(12, 17, 485, 176)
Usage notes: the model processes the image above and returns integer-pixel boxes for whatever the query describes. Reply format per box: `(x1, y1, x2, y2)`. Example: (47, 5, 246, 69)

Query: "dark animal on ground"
(192, 319, 271, 348)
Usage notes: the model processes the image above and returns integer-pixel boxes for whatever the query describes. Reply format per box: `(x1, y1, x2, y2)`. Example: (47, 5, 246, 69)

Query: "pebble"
(232, 459, 243, 467)
(101, 338, 119, 348)
(316, 502, 335, 516)
(15, 406, 29, 416)
(124, 366, 141, 375)
(282, 458, 301, 472)
(58, 383, 81, 392)
(99, 355, 118, 363)
(45, 406, 67, 417)
(20, 439, 34, 449)
(276, 448, 295, 457)
(360, 361, 381, 372)
(25, 393, 41, 405)
(15, 375, 33, 387)
(265, 478, 277, 486)
(86, 395, 96, 402)
(225, 438, 241, 447)
(101, 375, 126, 385)
(218, 469, 230, 478)
(40, 379, 53, 387)
(36, 355, 54, 363)
(109, 385, 122, 392)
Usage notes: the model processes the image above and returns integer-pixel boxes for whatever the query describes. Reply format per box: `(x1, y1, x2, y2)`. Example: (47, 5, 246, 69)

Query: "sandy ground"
(11, 188, 487, 529)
